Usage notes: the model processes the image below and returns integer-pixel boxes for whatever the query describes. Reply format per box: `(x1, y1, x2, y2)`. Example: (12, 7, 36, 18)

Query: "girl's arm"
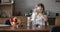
(43, 15, 49, 25)
(43, 15, 48, 22)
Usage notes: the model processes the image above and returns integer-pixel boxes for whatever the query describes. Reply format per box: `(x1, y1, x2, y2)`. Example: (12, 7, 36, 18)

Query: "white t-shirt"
(35, 15, 45, 25)
(31, 12, 48, 25)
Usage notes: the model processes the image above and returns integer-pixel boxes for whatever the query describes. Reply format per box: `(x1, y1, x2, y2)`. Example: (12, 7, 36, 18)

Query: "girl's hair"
(37, 3, 45, 13)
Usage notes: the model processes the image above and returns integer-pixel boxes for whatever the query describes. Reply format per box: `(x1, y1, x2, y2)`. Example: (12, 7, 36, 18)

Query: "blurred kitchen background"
(14, 0, 60, 17)
(0, 0, 60, 25)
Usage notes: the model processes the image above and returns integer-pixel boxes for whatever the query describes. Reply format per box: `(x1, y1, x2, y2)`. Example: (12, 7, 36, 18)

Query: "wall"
(15, 0, 60, 16)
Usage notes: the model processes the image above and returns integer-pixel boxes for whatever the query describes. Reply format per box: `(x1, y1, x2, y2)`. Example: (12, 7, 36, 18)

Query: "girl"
(30, 3, 49, 27)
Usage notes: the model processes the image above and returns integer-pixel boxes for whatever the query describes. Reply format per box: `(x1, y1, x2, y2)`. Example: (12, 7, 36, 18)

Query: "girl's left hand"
(42, 15, 48, 22)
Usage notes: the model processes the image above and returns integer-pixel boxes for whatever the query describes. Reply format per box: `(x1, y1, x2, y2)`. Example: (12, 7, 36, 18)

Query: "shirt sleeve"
(31, 12, 37, 21)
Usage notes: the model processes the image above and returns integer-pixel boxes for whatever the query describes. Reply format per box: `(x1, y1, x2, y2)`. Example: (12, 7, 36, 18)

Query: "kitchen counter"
(48, 16, 60, 18)
(0, 25, 54, 32)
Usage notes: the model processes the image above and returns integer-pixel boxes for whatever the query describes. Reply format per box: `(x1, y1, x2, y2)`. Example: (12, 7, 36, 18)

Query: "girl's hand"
(42, 15, 48, 22)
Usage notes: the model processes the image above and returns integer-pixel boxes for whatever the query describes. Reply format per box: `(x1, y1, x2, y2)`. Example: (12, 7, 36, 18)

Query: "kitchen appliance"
(56, 13, 59, 16)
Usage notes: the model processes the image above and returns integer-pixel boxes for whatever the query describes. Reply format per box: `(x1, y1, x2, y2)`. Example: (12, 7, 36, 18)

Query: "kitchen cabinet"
(48, 17, 55, 25)
(18, 17, 27, 27)
(0, 3, 14, 17)
(55, 17, 60, 26)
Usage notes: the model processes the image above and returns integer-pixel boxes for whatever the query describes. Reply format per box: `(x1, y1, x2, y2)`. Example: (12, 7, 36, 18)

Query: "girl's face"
(36, 6, 43, 13)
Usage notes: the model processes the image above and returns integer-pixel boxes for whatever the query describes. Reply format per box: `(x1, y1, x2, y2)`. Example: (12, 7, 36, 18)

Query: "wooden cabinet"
(56, 0, 60, 2)
(0, 3, 14, 17)
(17, 17, 27, 27)
(0, 18, 9, 24)
(55, 17, 60, 26)
(48, 18, 55, 25)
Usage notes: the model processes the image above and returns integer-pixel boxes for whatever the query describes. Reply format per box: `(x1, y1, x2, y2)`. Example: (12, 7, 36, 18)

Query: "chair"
(50, 26, 60, 32)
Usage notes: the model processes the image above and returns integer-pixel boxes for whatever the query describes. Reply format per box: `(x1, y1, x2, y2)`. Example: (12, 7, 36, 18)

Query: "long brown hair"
(37, 3, 45, 13)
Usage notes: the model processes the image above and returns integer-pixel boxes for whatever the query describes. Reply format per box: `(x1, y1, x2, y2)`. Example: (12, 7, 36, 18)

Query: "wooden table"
(0, 25, 54, 32)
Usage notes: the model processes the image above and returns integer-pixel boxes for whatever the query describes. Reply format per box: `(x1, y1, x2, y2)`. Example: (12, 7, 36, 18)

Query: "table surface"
(0, 25, 55, 32)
